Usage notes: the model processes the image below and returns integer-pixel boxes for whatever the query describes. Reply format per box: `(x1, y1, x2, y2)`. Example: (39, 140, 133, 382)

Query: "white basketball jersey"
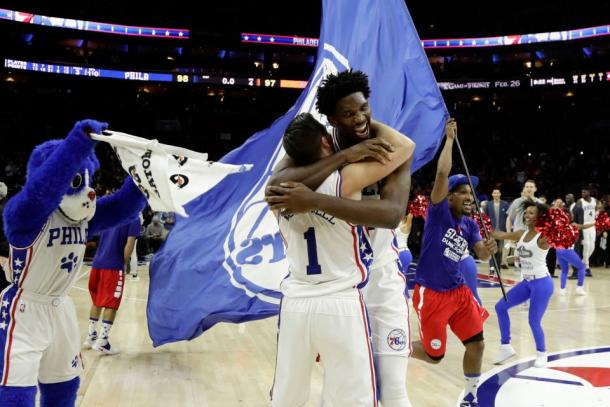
(394, 228, 409, 250)
(361, 182, 399, 269)
(580, 198, 597, 223)
(330, 127, 398, 270)
(278, 171, 374, 298)
(7, 211, 88, 296)
(516, 231, 549, 277)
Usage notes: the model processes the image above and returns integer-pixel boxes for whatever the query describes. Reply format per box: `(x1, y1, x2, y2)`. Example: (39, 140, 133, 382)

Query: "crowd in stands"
(1, 70, 608, 264)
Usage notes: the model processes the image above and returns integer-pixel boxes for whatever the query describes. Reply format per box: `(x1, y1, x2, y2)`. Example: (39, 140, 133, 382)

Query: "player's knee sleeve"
(39, 376, 79, 407)
(463, 331, 485, 346)
(376, 355, 413, 407)
(0, 385, 37, 407)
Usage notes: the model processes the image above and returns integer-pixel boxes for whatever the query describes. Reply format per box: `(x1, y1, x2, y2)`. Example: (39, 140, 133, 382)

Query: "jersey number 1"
(303, 228, 322, 275)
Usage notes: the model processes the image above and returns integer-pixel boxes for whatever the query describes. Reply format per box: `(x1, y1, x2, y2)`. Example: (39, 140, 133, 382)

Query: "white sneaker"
(575, 286, 586, 296)
(82, 335, 97, 349)
(534, 351, 547, 368)
(559, 288, 566, 296)
(92, 339, 121, 355)
(493, 344, 516, 364)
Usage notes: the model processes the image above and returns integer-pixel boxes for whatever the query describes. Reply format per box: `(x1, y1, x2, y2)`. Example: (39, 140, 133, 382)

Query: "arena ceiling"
(3, 0, 610, 40)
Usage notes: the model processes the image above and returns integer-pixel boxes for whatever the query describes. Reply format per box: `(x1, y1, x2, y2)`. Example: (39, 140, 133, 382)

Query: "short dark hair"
(283, 113, 328, 166)
(316, 69, 371, 116)
(520, 199, 549, 219)
(524, 179, 536, 187)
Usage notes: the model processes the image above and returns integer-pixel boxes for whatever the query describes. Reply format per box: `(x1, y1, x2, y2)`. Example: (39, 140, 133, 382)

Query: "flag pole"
(454, 135, 508, 301)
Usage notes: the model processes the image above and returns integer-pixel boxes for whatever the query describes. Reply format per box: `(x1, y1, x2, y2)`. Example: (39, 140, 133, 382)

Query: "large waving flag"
(91, 131, 251, 217)
(147, 0, 449, 346)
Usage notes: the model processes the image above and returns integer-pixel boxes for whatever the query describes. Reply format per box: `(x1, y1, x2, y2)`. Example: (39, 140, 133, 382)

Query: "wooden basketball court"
(72, 264, 610, 406)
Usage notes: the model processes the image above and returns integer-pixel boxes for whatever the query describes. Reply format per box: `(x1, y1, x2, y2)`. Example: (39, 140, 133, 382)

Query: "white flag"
(91, 131, 252, 217)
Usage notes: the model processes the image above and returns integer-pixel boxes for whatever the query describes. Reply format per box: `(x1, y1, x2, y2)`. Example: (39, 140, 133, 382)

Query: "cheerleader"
(491, 200, 554, 368)
(552, 199, 590, 296)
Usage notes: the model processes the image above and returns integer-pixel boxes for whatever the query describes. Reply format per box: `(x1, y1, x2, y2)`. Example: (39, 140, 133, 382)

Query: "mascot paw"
(75, 119, 108, 138)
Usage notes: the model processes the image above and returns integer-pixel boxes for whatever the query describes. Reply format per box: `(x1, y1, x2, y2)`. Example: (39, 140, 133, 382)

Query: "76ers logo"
(387, 329, 407, 351)
(222, 44, 350, 304)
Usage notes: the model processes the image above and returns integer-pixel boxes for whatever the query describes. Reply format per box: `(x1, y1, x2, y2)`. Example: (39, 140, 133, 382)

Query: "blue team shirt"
(415, 199, 482, 291)
(92, 219, 141, 270)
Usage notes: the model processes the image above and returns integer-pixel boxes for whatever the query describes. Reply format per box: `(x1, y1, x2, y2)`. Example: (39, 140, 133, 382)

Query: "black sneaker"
(585, 268, 593, 277)
(568, 274, 578, 280)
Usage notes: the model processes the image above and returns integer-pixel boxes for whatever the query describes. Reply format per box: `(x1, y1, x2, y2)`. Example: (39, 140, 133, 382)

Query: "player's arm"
(374, 156, 413, 227)
(319, 143, 414, 228)
(400, 213, 414, 235)
(265, 123, 415, 228)
(430, 119, 457, 205)
(340, 123, 415, 197)
(267, 137, 394, 190)
(123, 236, 136, 274)
(311, 122, 414, 227)
(265, 155, 413, 228)
(573, 222, 595, 230)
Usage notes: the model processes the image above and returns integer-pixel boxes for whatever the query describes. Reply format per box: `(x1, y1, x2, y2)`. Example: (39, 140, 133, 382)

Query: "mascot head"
(27, 140, 100, 222)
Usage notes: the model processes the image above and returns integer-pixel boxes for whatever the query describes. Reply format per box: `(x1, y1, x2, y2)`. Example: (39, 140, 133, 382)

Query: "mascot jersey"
(7, 211, 88, 296)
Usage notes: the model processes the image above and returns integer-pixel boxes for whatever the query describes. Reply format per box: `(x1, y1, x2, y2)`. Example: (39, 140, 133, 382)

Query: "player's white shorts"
(271, 288, 377, 407)
(362, 260, 411, 356)
(582, 228, 596, 249)
(0, 285, 83, 386)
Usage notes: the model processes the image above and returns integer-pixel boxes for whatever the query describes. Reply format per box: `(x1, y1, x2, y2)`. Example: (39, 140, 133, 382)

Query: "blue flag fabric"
(147, 0, 448, 346)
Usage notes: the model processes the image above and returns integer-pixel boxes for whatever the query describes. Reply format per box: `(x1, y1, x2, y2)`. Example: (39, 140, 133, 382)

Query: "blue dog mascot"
(0, 120, 146, 406)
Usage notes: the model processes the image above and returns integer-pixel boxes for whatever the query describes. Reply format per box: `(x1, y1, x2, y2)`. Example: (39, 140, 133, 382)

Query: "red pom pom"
(470, 212, 493, 238)
(595, 211, 610, 233)
(535, 207, 579, 249)
(408, 195, 429, 219)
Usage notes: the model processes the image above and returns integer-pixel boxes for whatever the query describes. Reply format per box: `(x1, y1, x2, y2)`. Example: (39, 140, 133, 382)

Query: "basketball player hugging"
(0, 119, 146, 407)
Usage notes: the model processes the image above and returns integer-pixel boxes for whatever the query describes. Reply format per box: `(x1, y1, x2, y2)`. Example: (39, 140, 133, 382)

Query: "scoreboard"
(4, 58, 608, 90)
(4, 59, 307, 88)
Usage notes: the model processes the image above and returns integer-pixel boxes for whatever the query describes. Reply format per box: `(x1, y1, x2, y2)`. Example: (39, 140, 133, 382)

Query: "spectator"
(506, 180, 539, 233)
(161, 211, 176, 232)
(145, 214, 168, 254)
(506, 180, 539, 271)
(599, 231, 610, 268)
(483, 187, 509, 275)
(591, 201, 609, 267)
